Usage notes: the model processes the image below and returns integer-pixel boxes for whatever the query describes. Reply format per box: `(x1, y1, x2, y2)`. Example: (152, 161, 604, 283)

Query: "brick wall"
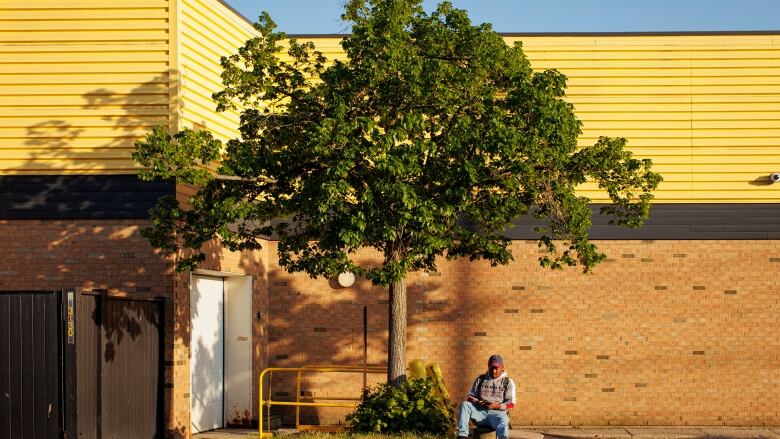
(169, 185, 271, 437)
(5, 218, 776, 429)
(265, 240, 780, 426)
(0, 218, 272, 438)
(0, 219, 171, 295)
(0, 219, 177, 430)
(169, 242, 270, 436)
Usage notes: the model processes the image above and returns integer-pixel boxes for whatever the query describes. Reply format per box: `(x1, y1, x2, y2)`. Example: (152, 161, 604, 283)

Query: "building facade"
(0, 1, 778, 437)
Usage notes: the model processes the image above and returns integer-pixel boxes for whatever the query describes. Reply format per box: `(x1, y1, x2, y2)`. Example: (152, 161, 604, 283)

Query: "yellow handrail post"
(267, 372, 273, 433)
(295, 369, 302, 429)
(258, 368, 264, 439)
(426, 362, 451, 407)
(257, 365, 389, 436)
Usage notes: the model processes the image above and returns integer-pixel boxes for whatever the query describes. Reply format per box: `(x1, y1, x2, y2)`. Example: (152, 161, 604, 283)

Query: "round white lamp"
(337, 272, 355, 287)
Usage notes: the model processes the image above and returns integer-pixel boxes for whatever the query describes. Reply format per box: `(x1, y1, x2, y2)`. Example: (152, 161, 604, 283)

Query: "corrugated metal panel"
(513, 35, 780, 203)
(0, 1, 171, 174)
(2, 1, 778, 203)
(100, 298, 164, 439)
(179, 0, 258, 141)
(76, 293, 99, 439)
(301, 34, 780, 203)
(0, 291, 61, 439)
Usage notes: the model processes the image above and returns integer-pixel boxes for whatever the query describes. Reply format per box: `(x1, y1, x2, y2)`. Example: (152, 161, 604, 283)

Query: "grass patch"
(280, 433, 446, 439)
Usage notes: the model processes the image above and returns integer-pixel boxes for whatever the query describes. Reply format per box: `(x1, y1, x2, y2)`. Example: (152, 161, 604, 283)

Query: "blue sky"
(225, 0, 780, 35)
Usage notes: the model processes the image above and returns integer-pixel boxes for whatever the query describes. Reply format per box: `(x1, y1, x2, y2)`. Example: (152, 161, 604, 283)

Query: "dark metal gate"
(0, 291, 62, 439)
(0, 290, 164, 439)
(73, 292, 164, 439)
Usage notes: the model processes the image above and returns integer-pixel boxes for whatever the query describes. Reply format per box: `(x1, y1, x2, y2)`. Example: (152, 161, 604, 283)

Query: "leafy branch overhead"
(133, 0, 662, 279)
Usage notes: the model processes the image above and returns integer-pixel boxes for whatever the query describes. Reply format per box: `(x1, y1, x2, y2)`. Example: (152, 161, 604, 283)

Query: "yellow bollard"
(426, 362, 451, 406)
(409, 358, 427, 379)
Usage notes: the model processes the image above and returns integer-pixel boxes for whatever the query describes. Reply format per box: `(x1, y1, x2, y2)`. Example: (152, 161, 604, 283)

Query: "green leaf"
(134, 0, 661, 387)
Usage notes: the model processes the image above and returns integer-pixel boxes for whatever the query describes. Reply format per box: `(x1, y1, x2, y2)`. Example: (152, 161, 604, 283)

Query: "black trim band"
(504, 204, 780, 240)
(0, 175, 174, 220)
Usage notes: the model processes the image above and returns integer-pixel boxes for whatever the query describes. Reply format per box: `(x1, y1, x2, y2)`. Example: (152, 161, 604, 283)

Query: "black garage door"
(75, 293, 164, 439)
(0, 290, 164, 439)
(0, 291, 62, 439)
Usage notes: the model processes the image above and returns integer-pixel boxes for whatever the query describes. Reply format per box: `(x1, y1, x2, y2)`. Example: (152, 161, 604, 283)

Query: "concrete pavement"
(510, 427, 780, 439)
(193, 426, 780, 439)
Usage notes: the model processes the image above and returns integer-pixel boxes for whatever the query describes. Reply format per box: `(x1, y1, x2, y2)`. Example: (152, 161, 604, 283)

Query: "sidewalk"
(193, 426, 780, 439)
(512, 427, 780, 439)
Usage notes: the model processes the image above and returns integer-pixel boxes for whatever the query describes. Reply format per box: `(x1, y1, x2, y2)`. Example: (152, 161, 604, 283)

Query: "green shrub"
(346, 377, 454, 435)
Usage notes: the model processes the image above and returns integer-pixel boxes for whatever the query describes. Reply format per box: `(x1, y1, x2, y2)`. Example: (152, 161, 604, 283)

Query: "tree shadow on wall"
(185, 241, 269, 429)
(263, 253, 488, 427)
(23, 72, 171, 170)
(9, 74, 179, 437)
(13, 74, 173, 217)
(14, 71, 495, 430)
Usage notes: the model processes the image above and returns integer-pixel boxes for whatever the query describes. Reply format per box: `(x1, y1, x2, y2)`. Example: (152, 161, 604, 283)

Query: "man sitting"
(457, 354, 516, 439)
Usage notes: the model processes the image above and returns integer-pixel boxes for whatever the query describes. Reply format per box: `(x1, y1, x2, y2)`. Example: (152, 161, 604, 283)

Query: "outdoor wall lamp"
(337, 272, 356, 287)
(770, 173, 780, 184)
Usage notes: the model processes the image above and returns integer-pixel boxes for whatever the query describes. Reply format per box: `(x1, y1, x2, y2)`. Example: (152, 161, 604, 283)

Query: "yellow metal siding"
(0, 1, 171, 174)
(513, 35, 780, 203)
(301, 35, 780, 202)
(178, 0, 257, 141)
(2, 1, 778, 203)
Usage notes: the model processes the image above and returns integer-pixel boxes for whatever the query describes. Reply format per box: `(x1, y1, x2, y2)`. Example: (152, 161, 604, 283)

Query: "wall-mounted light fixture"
(770, 173, 780, 184)
(337, 272, 355, 287)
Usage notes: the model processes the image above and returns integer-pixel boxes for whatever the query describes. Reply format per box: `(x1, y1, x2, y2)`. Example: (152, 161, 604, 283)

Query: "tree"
(133, 0, 662, 386)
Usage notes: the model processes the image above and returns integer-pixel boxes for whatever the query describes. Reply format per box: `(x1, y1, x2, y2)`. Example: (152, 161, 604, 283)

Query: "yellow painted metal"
(268, 401, 357, 408)
(302, 365, 386, 372)
(295, 369, 301, 428)
(179, 0, 257, 142)
(258, 365, 387, 437)
(409, 359, 427, 379)
(0, 0, 171, 174)
(299, 396, 370, 401)
(426, 362, 451, 405)
(1, 1, 778, 202)
(254, 33, 780, 203)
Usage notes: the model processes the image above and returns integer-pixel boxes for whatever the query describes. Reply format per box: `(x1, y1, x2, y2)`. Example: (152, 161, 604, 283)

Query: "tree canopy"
(134, 0, 662, 384)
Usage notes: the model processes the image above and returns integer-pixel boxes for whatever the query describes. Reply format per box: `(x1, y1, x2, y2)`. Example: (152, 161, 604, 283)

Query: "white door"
(190, 275, 224, 433)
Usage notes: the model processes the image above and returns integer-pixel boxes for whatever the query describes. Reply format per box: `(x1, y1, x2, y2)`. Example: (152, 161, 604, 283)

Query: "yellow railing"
(258, 365, 387, 438)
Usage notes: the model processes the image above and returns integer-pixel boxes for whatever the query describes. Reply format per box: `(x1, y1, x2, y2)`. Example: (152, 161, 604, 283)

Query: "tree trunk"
(387, 278, 407, 386)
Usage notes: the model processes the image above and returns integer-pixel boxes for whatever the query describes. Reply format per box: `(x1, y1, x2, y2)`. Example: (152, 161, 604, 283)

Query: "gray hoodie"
(466, 370, 517, 411)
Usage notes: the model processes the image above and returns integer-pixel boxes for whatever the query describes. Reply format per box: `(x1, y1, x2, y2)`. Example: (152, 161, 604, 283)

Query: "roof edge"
(288, 30, 780, 38)
(211, 3, 780, 38)
(217, 0, 256, 27)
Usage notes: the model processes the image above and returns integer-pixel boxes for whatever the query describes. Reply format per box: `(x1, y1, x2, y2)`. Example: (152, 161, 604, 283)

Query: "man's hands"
(478, 400, 501, 410)
(468, 396, 501, 410)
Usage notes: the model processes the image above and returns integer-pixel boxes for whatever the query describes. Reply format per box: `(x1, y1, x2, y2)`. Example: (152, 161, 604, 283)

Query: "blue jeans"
(457, 401, 510, 438)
